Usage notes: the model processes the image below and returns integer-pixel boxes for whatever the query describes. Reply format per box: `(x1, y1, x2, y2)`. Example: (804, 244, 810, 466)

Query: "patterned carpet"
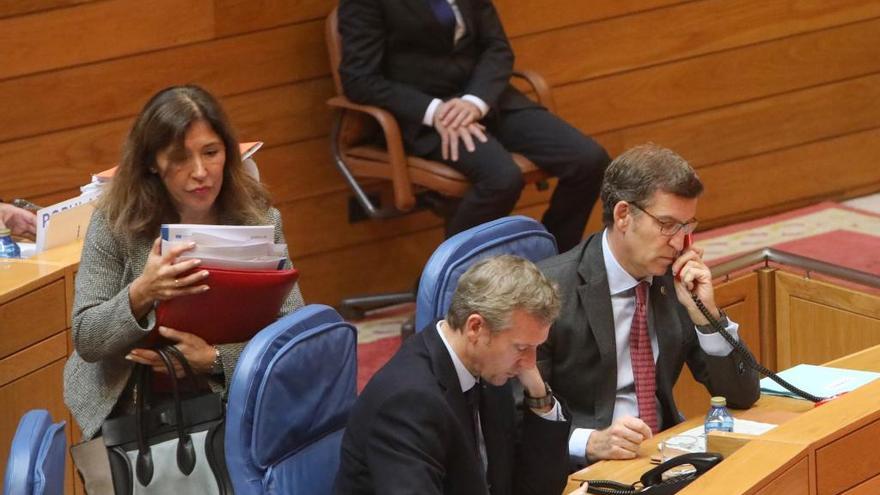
(354, 193, 880, 389)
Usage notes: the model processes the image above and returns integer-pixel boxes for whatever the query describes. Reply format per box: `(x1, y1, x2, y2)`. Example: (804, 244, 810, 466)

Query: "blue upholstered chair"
(225, 305, 358, 495)
(3, 409, 66, 495)
(414, 215, 559, 331)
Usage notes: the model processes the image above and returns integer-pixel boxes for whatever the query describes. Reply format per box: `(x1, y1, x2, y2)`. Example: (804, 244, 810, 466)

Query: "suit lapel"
(577, 235, 618, 425)
(649, 275, 682, 421)
(423, 324, 487, 487)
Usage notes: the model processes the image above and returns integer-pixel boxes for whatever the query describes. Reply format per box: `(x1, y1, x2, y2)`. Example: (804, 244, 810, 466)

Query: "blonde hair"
(447, 255, 560, 332)
(100, 85, 271, 238)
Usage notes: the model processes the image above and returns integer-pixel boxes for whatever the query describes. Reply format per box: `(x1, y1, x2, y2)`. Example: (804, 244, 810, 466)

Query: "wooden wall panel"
(596, 72, 880, 167)
(0, 0, 214, 80)
(2, 0, 879, 308)
(496, 0, 690, 37)
(0, 21, 327, 143)
(557, 18, 880, 135)
(512, 0, 880, 87)
(0, 0, 96, 19)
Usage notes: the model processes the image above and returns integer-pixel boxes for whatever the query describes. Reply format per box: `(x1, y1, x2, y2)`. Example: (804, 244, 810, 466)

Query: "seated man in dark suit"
(334, 255, 572, 495)
(337, 0, 609, 252)
(537, 144, 760, 467)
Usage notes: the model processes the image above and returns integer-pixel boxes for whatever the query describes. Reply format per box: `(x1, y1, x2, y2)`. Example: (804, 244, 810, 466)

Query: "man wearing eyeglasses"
(536, 143, 759, 468)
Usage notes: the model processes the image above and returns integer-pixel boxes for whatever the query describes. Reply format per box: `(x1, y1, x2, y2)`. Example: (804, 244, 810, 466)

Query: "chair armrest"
(327, 96, 415, 211)
(511, 70, 556, 114)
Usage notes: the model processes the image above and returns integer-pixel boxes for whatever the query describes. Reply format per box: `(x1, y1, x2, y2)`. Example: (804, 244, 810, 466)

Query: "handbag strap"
(133, 348, 198, 486)
(161, 345, 206, 392)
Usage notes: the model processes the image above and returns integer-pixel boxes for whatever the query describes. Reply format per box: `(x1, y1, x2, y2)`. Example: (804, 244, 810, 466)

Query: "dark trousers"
(423, 107, 609, 252)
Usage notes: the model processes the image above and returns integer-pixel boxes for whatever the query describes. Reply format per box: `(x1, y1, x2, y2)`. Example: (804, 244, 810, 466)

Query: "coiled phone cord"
(690, 293, 825, 403)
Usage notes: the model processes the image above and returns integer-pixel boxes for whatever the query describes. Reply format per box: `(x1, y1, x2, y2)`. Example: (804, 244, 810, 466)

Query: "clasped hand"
(433, 98, 487, 161)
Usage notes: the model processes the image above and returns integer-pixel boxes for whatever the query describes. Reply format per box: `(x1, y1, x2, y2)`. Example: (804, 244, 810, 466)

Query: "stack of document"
(760, 364, 880, 399)
(161, 224, 287, 270)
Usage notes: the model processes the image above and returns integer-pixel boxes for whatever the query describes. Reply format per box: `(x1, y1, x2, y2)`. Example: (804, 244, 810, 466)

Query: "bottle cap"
(711, 396, 727, 407)
(0, 227, 11, 236)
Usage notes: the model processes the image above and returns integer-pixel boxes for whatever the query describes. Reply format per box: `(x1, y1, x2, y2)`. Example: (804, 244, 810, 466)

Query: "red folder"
(149, 267, 299, 346)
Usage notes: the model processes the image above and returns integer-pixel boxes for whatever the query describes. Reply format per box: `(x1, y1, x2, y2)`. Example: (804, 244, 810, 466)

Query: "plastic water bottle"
(0, 228, 21, 258)
(704, 396, 734, 433)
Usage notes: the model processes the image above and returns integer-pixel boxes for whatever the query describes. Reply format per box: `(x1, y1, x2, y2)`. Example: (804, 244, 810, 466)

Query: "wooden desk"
(0, 243, 82, 494)
(566, 345, 880, 494)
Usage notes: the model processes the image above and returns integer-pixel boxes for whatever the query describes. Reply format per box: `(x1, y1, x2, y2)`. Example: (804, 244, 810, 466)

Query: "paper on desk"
(674, 418, 778, 441)
(760, 364, 880, 399)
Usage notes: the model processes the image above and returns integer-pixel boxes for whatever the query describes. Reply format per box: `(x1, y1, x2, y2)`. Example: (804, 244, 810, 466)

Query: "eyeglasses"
(629, 202, 698, 236)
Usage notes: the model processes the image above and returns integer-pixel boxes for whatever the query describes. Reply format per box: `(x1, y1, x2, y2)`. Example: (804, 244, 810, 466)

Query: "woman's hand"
(126, 326, 218, 376)
(129, 238, 209, 319)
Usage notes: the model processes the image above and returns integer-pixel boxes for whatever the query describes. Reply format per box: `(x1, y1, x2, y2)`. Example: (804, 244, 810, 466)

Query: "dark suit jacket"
(334, 323, 571, 495)
(338, 0, 538, 153)
(536, 233, 760, 439)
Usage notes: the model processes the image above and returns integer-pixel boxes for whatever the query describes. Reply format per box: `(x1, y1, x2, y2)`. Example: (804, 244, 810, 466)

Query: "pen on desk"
(12, 198, 42, 212)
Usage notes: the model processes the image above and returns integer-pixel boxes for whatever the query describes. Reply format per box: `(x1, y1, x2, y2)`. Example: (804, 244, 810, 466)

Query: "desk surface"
(566, 344, 880, 494)
(0, 241, 81, 304)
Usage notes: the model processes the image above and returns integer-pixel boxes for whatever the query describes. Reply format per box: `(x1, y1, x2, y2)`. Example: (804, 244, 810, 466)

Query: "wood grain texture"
(841, 472, 880, 495)
(0, 0, 95, 19)
(0, 279, 67, 359)
(556, 19, 880, 135)
(595, 71, 880, 168)
(0, 20, 326, 143)
(512, 0, 880, 87)
(213, 0, 329, 36)
(774, 271, 880, 369)
(816, 418, 880, 495)
(0, 0, 214, 80)
(0, 332, 67, 387)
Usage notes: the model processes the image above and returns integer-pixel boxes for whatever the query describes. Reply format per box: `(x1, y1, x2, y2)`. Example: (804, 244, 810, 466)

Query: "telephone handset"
(676, 233, 825, 403)
(584, 452, 723, 495)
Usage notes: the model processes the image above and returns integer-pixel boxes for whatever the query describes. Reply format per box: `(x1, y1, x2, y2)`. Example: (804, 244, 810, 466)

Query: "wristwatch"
(210, 346, 223, 375)
(523, 381, 555, 409)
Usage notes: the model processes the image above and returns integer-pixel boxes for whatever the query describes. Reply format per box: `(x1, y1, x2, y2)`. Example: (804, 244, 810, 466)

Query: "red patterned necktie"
(630, 281, 659, 433)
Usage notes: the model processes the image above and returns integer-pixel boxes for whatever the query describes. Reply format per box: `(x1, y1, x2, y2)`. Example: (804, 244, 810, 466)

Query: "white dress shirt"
(437, 321, 564, 470)
(421, 0, 490, 127)
(568, 230, 740, 463)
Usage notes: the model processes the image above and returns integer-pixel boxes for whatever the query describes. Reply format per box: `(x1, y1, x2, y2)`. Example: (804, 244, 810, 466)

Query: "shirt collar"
(436, 321, 478, 393)
(602, 229, 653, 296)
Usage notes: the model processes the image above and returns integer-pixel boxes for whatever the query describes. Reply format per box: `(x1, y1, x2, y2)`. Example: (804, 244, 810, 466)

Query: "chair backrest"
(225, 305, 358, 495)
(325, 7, 344, 98)
(3, 409, 67, 495)
(415, 216, 558, 330)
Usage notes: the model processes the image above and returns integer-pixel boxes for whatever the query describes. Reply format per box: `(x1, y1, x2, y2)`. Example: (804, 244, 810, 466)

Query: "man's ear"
(613, 201, 632, 231)
(463, 314, 486, 343)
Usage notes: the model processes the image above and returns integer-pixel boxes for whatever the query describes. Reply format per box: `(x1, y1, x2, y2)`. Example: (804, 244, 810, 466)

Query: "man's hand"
(434, 118, 488, 162)
(517, 365, 553, 414)
(586, 416, 652, 460)
(671, 244, 721, 325)
(437, 98, 481, 129)
(0, 203, 37, 240)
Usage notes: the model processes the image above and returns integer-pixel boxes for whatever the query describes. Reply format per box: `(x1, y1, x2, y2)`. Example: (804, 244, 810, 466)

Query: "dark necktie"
(630, 281, 659, 433)
(464, 384, 481, 458)
(427, 0, 456, 34)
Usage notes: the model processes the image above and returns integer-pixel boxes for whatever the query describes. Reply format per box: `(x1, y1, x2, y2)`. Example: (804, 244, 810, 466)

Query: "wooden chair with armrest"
(324, 7, 554, 317)
(325, 6, 553, 221)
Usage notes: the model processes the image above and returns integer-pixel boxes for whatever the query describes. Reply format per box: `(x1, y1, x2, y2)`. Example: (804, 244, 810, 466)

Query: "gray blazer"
(63, 208, 305, 439)
(536, 232, 759, 437)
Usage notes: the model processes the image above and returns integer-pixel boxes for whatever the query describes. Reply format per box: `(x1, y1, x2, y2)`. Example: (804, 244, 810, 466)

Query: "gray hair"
(600, 143, 703, 227)
(446, 255, 560, 332)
